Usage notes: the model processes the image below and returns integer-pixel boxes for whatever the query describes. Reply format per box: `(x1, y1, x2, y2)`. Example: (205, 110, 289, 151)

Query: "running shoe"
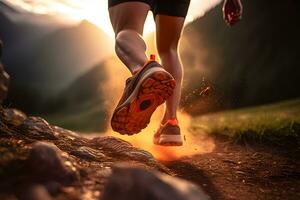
(111, 60, 176, 135)
(153, 118, 183, 146)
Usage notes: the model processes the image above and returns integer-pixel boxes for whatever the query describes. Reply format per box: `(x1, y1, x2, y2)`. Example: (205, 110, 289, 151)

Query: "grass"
(43, 97, 300, 146)
(191, 99, 300, 146)
(43, 99, 108, 133)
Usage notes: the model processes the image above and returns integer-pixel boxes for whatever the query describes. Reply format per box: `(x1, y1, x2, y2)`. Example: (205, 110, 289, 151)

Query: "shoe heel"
(158, 135, 183, 146)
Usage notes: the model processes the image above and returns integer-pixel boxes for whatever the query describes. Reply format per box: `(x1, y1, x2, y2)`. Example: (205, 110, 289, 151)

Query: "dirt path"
(164, 140, 300, 200)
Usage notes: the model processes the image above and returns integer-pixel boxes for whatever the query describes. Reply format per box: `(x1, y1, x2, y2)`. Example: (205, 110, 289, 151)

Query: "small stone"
(99, 167, 112, 178)
(3, 108, 27, 126)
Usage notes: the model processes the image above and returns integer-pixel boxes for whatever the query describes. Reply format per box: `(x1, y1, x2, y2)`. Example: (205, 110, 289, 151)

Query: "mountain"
(179, 0, 300, 115)
(22, 20, 113, 94)
(0, 1, 68, 58)
(0, 2, 113, 113)
(44, 56, 129, 132)
(44, 59, 111, 132)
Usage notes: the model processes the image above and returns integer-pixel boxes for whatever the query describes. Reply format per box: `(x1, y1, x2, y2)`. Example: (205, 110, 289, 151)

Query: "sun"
(79, 2, 156, 37)
(64, 0, 155, 37)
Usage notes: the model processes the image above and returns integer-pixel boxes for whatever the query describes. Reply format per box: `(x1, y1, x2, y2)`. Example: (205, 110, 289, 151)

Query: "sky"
(3, 0, 222, 36)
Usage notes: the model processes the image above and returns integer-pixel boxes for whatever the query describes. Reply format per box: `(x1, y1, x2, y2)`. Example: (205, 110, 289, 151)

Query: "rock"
(27, 142, 79, 184)
(70, 146, 106, 161)
(20, 185, 52, 200)
(158, 173, 210, 200)
(1, 104, 180, 198)
(91, 136, 171, 173)
(20, 117, 58, 140)
(91, 136, 153, 161)
(91, 136, 131, 150)
(100, 166, 210, 200)
(3, 108, 27, 126)
(52, 126, 81, 138)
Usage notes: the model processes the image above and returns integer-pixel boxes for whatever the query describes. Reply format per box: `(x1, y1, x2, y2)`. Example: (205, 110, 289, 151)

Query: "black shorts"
(108, 0, 191, 18)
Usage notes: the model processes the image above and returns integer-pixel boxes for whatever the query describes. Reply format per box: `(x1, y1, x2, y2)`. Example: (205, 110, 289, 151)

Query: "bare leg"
(110, 2, 177, 135)
(155, 15, 185, 124)
(109, 2, 150, 74)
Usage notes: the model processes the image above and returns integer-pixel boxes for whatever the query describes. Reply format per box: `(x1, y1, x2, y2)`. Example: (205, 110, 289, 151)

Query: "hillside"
(44, 60, 111, 132)
(191, 99, 300, 149)
(180, 0, 300, 115)
(0, 2, 113, 113)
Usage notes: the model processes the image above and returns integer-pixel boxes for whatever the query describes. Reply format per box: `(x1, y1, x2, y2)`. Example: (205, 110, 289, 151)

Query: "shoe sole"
(154, 135, 183, 146)
(111, 67, 176, 135)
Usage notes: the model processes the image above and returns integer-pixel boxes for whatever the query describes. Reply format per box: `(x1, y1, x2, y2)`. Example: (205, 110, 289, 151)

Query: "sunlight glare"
(5, 0, 222, 37)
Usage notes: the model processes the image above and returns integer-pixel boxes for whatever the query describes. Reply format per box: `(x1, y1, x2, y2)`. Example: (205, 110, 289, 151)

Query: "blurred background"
(0, 0, 299, 132)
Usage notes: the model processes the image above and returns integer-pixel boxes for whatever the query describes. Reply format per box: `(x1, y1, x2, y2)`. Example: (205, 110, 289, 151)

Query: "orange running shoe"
(153, 118, 183, 146)
(111, 60, 176, 135)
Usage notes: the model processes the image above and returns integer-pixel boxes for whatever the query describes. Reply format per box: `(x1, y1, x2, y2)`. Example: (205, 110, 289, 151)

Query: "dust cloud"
(101, 57, 215, 161)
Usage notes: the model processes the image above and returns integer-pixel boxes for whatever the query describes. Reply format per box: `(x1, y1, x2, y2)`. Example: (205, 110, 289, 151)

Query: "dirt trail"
(163, 139, 300, 200)
(1, 105, 299, 199)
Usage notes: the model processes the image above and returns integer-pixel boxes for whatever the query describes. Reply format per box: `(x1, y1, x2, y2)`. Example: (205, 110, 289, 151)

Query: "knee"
(157, 45, 178, 59)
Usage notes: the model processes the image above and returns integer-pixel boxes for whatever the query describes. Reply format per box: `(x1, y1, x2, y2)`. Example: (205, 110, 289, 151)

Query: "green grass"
(43, 99, 108, 133)
(191, 99, 300, 146)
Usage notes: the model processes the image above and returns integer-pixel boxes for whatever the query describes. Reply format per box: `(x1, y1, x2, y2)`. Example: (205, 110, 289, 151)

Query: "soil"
(1, 107, 299, 200)
(165, 139, 300, 200)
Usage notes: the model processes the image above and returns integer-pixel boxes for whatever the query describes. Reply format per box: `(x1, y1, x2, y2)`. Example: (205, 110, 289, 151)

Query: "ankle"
(131, 66, 142, 75)
(131, 55, 156, 75)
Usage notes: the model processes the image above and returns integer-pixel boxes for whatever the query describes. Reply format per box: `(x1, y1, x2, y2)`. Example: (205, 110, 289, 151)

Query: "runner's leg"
(109, 2, 150, 74)
(109, 2, 177, 135)
(155, 15, 185, 123)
